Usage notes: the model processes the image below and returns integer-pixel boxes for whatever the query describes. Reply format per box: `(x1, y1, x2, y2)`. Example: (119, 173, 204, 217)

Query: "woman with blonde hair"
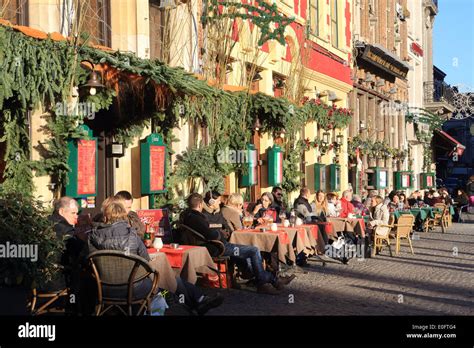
(312, 190, 328, 217)
(89, 197, 149, 259)
(221, 193, 244, 232)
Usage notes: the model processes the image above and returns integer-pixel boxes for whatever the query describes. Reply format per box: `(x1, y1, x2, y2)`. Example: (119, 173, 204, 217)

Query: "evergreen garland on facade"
(0, 24, 353, 198)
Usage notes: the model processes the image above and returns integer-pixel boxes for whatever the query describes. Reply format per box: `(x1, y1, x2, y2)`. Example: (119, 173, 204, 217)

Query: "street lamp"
(80, 60, 105, 96)
(322, 131, 331, 145)
(252, 118, 262, 132)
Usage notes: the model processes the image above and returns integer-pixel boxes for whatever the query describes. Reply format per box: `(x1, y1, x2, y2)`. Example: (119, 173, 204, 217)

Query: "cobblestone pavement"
(200, 220, 474, 316)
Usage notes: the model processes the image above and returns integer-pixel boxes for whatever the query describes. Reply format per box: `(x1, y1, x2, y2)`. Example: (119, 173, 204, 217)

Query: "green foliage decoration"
(0, 23, 353, 201)
(201, 0, 295, 46)
(0, 189, 64, 288)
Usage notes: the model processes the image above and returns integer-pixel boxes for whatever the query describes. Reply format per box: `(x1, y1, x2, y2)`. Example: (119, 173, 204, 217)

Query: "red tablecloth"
(313, 222, 333, 235)
(241, 228, 290, 244)
(301, 224, 320, 240)
(148, 245, 198, 268)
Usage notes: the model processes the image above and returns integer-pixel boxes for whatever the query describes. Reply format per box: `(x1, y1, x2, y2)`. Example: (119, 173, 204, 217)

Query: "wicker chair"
(372, 215, 395, 257)
(29, 287, 69, 316)
(425, 204, 448, 233)
(178, 223, 231, 289)
(87, 250, 160, 316)
(390, 214, 415, 255)
(458, 205, 469, 223)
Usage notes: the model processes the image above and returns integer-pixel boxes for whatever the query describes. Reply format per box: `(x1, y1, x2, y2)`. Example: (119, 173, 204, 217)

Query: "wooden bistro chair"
(425, 204, 448, 233)
(372, 215, 395, 257)
(29, 287, 69, 316)
(178, 223, 231, 289)
(87, 250, 160, 316)
(390, 214, 415, 256)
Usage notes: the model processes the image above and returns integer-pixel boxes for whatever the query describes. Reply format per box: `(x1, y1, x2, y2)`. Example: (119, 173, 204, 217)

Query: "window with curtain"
(0, 0, 28, 25)
(309, 0, 318, 36)
(331, 0, 338, 47)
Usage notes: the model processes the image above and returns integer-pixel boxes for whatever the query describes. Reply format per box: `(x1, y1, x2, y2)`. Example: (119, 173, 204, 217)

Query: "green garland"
(347, 135, 408, 161)
(0, 24, 353, 201)
(201, 0, 295, 46)
(406, 107, 444, 171)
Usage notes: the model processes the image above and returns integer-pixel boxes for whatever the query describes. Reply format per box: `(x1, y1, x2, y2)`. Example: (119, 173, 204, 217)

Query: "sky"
(434, 0, 474, 91)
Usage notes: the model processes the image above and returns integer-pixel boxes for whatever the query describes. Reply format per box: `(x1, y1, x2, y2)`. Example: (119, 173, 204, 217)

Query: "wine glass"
(243, 215, 253, 229)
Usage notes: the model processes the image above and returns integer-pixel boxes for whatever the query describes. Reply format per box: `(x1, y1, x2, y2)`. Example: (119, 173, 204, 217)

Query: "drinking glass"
(157, 227, 165, 237)
(279, 212, 287, 224)
(243, 215, 253, 229)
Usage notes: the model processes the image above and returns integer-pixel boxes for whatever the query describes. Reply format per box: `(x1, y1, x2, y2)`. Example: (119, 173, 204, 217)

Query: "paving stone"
(198, 222, 474, 316)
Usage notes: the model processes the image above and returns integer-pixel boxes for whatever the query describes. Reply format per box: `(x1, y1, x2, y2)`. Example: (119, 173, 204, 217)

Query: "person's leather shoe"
(257, 283, 281, 295)
(273, 274, 296, 290)
(196, 294, 224, 316)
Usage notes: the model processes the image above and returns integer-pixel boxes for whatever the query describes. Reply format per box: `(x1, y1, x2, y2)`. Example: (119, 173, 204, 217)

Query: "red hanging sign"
(77, 139, 96, 195)
(150, 145, 165, 191)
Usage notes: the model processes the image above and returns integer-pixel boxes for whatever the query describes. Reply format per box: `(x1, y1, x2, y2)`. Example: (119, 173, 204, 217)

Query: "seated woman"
(407, 191, 423, 207)
(431, 192, 445, 206)
(89, 197, 223, 315)
(387, 194, 401, 212)
(252, 192, 277, 226)
(312, 190, 328, 218)
(398, 193, 410, 210)
(367, 195, 390, 234)
(453, 189, 469, 221)
(221, 193, 244, 232)
(326, 193, 341, 217)
(351, 194, 369, 216)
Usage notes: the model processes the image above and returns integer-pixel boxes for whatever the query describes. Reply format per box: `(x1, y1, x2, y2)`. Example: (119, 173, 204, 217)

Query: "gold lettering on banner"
(365, 50, 408, 79)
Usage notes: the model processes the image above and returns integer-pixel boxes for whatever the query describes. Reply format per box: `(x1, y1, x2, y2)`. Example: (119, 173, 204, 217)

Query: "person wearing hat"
(431, 191, 445, 206)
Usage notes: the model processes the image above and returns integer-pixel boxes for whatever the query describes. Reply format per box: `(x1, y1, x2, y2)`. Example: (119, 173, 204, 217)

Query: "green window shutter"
(140, 133, 168, 194)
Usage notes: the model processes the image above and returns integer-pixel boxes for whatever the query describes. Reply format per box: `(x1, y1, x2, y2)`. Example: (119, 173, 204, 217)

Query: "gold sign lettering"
(364, 49, 408, 79)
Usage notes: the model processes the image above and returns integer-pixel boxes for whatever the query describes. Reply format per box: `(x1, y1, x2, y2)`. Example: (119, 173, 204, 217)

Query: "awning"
(434, 130, 466, 156)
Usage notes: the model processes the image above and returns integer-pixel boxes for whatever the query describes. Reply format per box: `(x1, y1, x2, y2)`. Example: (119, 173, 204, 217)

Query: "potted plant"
(0, 190, 64, 314)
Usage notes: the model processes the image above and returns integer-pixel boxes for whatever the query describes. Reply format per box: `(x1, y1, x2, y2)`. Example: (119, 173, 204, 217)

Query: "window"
(0, 0, 28, 25)
(149, 0, 167, 61)
(81, 0, 111, 47)
(309, 0, 318, 36)
(331, 0, 338, 47)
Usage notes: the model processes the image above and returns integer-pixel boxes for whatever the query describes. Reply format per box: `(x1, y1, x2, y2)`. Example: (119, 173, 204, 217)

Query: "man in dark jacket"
(271, 186, 285, 218)
(293, 188, 317, 221)
(180, 193, 295, 295)
(49, 197, 90, 314)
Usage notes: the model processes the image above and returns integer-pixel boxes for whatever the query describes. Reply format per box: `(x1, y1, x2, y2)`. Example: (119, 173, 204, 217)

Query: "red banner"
(137, 209, 171, 235)
(77, 139, 96, 195)
(150, 145, 165, 191)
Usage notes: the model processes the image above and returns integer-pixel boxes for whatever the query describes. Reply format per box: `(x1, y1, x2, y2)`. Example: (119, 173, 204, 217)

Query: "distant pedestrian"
(467, 176, 474, 206)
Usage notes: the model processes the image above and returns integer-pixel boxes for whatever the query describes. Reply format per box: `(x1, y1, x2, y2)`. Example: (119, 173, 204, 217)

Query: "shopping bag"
(147, 292, 168, 316)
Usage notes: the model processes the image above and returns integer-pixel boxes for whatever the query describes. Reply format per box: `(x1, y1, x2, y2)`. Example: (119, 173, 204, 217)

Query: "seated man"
(293, 187, 318, 222)
(49, 197, 91, 314)
(180, 193, 295, 295)
(271, 186, 285, 219)
(202, 191, 233, 240)
(90, 197, 223, 316)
